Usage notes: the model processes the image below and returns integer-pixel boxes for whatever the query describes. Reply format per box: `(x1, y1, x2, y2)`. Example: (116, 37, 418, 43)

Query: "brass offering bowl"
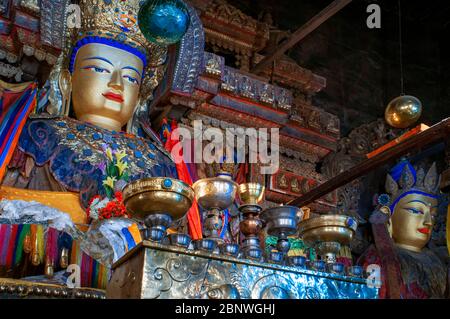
(287, 256, 307, 268)
(327, 262, 345, 275)
(298, 214, 357, 264)
(267, 251, 284, 265)
(219, 243, 240, 257)
(260, 206, 300, 238)
(168, 233, 192, 249)
(192, 176, 238, 247)
(193, 177, 238, 212)
(240, 237, 264, 261)
(309, 260, 326, 272)
(260, 206, 301, 257)
(238, 183, 265, 207)
(193, 238, 218, 253)
(347, 265, 364, 278)
(237, 183, 265, 261)
(123, 178, 194, 242)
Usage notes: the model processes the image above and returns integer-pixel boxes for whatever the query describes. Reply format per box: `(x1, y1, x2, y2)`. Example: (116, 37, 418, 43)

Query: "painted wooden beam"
(288, 118, 450, 208)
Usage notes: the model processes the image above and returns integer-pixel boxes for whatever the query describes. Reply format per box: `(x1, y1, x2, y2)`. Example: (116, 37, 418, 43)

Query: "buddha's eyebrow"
(406, 200, 438, 208)
(83, 56, 114, 66)
(122, 66, 141, 77)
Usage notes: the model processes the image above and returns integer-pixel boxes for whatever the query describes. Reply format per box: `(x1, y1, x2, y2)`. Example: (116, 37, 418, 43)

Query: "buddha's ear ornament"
(46, 54, 66, 116)
(59, 69, 72, 117)
(379, 205, 392, 217)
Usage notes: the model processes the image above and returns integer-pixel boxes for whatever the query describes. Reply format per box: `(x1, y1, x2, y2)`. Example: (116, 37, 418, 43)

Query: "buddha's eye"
(83, 66, 111, 74)
(123, 75, 140, 85)
(407, 208, 424, 215)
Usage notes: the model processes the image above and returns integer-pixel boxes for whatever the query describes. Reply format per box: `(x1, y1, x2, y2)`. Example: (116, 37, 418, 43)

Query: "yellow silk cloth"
(0, 186, 87, 225)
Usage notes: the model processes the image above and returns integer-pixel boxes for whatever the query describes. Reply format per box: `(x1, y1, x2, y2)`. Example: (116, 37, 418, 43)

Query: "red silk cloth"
(162, 119, 202, 240)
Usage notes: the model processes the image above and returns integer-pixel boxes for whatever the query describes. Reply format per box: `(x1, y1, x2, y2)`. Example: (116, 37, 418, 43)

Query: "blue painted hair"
(389, 189, 439, 213)
(389, 159, 416, 185)
(68, 36, 147, 76)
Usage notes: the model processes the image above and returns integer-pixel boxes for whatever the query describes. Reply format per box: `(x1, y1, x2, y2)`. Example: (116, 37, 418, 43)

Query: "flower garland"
(86, 146, 130, 221)
(86, 191, 128, 220)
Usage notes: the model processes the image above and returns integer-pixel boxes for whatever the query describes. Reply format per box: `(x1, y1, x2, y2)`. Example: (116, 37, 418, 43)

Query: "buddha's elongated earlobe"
(127, 98, 143, 134)
(387, 218, 393, 238)
(379, 206, 393, 236)
(59, 69, 72, 116)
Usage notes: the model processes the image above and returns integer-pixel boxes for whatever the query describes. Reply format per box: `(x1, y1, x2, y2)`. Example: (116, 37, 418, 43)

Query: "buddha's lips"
(103, 92, 124, 103)
(417, 227, 431, 235)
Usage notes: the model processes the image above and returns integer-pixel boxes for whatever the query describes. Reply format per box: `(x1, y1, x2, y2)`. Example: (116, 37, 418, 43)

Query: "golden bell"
(385, 95, 422, 129)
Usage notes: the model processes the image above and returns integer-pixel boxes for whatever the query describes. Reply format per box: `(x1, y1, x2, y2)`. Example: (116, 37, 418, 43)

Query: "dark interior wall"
(227, 0, 450, 135)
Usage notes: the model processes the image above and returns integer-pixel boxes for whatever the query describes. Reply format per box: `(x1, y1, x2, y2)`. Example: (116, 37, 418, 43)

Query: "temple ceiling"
(226, 0, 450, 135)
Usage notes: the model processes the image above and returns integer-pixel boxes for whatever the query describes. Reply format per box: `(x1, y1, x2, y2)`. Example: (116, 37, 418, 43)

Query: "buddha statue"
(358, 160, 448, 298)
(1, 0, 178, 219)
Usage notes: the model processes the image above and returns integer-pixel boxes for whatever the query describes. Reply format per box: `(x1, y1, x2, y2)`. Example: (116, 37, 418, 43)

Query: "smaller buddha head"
(381, 160, 441, 252)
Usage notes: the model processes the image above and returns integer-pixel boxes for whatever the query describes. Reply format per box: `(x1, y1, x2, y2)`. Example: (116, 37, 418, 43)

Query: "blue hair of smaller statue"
(389, 159, 417, 185)
(383, 159, 441, 213)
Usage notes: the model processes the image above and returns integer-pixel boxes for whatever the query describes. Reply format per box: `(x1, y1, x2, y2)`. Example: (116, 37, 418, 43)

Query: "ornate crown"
(380, 160, 441, 211)
(67, 0, 168, 98)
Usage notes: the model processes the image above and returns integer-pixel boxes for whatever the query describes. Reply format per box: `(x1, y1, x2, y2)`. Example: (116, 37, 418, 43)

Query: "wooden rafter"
(251, 0, 353, 74)
(288, 118, 450, 208)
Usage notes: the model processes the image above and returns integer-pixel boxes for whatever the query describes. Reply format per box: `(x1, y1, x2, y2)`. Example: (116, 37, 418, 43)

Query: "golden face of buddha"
(71, 43, 144, 131)
(390, 193, 438, 252)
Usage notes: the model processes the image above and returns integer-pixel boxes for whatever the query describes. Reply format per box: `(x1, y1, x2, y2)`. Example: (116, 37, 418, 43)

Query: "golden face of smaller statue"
(71, 43, 144, 131)
(390, 193, 438, 252)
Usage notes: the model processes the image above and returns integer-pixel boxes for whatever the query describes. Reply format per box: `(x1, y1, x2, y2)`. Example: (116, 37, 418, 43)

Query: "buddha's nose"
(108, 70, 124, 91)
(423, 210, 433, 226)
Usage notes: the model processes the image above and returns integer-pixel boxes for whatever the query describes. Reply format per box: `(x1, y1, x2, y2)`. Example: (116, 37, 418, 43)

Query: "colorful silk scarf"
(0, 81, 37, 182)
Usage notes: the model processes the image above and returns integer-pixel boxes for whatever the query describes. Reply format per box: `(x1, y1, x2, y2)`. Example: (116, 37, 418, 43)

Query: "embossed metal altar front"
(107, 241, 378, 299)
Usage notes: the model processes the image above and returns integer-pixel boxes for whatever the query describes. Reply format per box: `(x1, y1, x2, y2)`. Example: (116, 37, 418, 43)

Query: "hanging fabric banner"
(0, 80, 37, 183)
(161, 118, 203, 240)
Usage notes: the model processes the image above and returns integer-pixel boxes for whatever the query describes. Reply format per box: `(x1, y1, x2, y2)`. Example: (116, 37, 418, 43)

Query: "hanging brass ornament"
(384, 0, 423, 129)
(385, 95, 422, 128)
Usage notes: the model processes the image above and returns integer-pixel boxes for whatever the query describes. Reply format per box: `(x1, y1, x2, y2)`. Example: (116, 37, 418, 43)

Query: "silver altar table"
(106, 241, 378, 299)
